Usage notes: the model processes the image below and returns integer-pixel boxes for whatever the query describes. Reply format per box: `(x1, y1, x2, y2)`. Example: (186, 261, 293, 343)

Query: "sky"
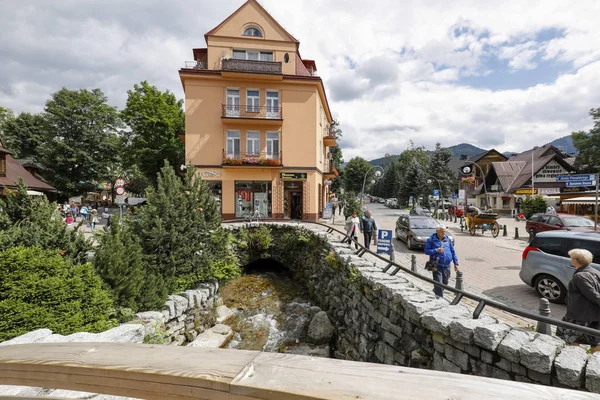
(1, 0, 600, 161)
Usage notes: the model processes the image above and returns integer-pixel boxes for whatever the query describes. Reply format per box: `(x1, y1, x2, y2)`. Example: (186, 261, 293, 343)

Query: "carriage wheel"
(469, 223, 476, 236)
(491, 222, 500, 238)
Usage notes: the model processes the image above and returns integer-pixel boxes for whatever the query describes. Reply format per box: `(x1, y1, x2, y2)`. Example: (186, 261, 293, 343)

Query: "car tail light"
(522, 246, 539, 259)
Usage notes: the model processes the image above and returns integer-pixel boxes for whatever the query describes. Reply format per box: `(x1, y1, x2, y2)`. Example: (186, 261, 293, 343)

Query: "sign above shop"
(561, 186, 586, 193)
(280, 172, 307, 181)
(515, 189, 538, 195)
(201, 171, 222, 178)
(534, 161, 569, 183)
(538, 188, 561, 195)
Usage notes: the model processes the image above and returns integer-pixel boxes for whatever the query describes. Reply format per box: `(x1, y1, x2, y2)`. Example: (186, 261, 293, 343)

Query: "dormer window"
(243, 26, 263, 37)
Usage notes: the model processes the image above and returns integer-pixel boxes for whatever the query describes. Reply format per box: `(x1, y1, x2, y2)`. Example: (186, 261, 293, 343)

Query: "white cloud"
(1, 0, 600, 162)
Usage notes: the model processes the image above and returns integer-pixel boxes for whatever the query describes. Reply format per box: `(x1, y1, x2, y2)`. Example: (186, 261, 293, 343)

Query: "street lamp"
(426, 176, 443, 217)
(360, 166, 384, 205)
(531, 146, 538, 196)
(460, 161, 489, 210)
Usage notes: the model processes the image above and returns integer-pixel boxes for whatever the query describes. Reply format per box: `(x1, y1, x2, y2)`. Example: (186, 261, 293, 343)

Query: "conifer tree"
(398, 161, 426, 206)
(343, 191, 363, 219)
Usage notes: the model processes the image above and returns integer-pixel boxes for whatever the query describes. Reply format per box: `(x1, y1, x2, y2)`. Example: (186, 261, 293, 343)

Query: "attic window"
(243, 27, 262, 37)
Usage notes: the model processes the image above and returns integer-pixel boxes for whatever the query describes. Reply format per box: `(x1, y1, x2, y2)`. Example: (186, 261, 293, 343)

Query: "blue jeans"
(433, 267, 451, 298)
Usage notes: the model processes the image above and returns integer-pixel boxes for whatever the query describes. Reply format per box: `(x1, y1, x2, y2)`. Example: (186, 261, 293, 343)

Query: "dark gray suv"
(520, 231, 600, 303)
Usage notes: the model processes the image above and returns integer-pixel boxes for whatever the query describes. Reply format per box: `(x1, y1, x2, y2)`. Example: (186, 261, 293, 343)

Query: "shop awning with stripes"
(562, 196, 600, 205)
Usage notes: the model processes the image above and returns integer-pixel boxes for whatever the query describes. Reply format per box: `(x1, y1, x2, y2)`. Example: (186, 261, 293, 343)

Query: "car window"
(569, 239, 600, 264)
(531, 237, 569, 257)
(529, 214, 541, 222)
(548, 217, 562, 226)
(538, 215, 550, 224)
(564, 217, 595, 228)
(410, 218, 440, 229)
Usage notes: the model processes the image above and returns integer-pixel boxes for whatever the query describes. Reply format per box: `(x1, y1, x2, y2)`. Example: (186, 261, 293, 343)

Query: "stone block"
(374, 341, 395, 365)
(497, 328, 535, 363)
(586, 353, 600, 393)
(464, 344, 480, 358)
(555, 346, 588, 388)
(445, 337, 464, 351)
(481, 350, 493, 365)
(421, 304, 471, 335)
(434, 341, 445, 354)
(473, 323, 511, 351)
(188, 324, 232, 348)
(520, 334, 564, 374)
(442, 358, 462, 374)
(511, 362, 527, 376)
(164, 300, 175, 321)
(494, 357, 511, 372)
(432, 332, 445, 345)
(528, 369, 552, 385)
(0, 329, 53, 346)
(470, 359, 510, 380)
(515, 375, 534, 384)
(165, 321, 185, 336)
(368, 308, 384, 325)
(409, 348, 432, 369)
(167, 295, 189, 318)
(445, 344, 470, 371)
(433, 351, 444, 371)
(448, 316, 496, 344)
(381, 317, 403, 337)
(216, 305, 234, 324)
(133, 311, 166, 324)
(400, 293, 447, 323)
(383, 331, 400, 349)
(400, 335, 421, 355)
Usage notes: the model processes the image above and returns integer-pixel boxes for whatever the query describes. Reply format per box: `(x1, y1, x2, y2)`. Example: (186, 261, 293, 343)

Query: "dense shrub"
(0, 247, 117, 342)
(342, 191, 363, 219)
(521, 195, 547, 219)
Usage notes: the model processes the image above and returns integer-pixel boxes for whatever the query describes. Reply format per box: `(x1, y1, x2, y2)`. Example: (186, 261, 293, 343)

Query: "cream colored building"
(179, 0, 337, 221)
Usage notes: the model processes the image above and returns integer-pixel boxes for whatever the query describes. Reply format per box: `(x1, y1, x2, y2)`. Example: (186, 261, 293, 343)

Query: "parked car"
(395, 215, 454, 250)
(520, 231, 600, 303)
(410, 205, 432, 217)
(448, 205, 464, 217)
(385, 198, 398, 207)
(526, 213, 597, 237)
(378, 198, 386, 204)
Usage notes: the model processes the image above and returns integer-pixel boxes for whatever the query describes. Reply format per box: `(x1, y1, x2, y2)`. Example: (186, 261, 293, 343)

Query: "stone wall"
(261, 224, 600, 394)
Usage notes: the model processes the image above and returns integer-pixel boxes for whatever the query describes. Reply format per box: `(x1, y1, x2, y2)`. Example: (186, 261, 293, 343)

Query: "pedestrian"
(556, 249, 600, 353)
(360, 210, 378, 250)
(346, 211, 360, 249)
(424, 226, 459, 298)
(80, 204, 89, 223)
(338, 199, 344, 215)
(70, 202, 79, 223)
(62, 201, 70, 217)
(65, 212, 73, 225)
(332, 198, 338, 221)
(90, 209, 99, 231)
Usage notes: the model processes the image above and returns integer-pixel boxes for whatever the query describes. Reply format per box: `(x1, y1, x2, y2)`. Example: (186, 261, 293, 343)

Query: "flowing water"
(220, 263, 329, 355)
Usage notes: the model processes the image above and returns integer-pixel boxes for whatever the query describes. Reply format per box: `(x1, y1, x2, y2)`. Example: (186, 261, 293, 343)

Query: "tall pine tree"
(398, 161, 426, 206)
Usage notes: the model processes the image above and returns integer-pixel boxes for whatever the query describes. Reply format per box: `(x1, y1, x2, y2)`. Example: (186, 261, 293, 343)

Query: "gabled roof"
(470, 148, 508, 163)
(205, 0, 299, 45)
(491, 161, 526, 193)
(0, 154, 55, 191)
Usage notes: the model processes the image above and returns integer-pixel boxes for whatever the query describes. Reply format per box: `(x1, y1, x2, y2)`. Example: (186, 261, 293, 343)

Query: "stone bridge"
(1, 221, 600, 399)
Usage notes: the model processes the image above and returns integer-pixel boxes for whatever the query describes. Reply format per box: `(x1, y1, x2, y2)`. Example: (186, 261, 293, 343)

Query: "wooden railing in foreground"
(0, 343, 597, 400)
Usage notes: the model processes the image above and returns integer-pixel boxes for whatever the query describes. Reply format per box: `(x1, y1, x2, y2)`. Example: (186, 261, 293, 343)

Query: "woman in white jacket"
(346, 211, 360, 249)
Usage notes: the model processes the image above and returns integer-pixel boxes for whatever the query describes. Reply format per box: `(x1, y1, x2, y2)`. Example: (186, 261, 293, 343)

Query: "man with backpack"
(424, 226, 459, 298)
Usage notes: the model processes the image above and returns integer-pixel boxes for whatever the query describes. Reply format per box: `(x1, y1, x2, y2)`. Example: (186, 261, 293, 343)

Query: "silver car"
(520, 231, 600, 303)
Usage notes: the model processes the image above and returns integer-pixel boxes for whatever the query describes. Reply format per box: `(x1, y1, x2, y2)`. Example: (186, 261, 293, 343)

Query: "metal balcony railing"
(184, 61, 207, 69)
(323, 126, 336, 139)
(222, 150, 283, 166)
(222, 105, 282, 120)
(221, 58, 282, 74)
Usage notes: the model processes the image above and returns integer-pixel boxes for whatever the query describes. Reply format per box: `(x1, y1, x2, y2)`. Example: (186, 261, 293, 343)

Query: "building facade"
(179, 0, 336, 221)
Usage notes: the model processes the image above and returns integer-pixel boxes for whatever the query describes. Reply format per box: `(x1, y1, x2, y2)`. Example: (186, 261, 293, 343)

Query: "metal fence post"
(514, 227, 519, 239)
(503, 225, 507, 237)
(455, 270, 463, 291)
(536, 298, 552, 335)
(411, 255, 417, 272)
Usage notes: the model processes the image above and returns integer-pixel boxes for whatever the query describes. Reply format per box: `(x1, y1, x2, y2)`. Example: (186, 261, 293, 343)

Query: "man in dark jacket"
(424, 226, 459, 298)
(360, 210, 378, 250)
(557, 248, 600, 352)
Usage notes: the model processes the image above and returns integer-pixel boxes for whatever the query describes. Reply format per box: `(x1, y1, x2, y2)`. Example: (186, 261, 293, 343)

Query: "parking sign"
(377, 230, 393, 255)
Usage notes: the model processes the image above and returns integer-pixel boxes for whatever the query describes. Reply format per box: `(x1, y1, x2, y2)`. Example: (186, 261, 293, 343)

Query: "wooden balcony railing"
(222, 105, 282, 120)
(222, 150, 283, 167)
(221, 58, 282, 75)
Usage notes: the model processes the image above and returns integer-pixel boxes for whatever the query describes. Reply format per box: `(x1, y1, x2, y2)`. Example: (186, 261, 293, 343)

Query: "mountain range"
(368, 134, 578, 166)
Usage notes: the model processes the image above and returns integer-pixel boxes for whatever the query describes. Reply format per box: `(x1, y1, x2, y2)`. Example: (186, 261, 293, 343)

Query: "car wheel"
(407, 237, 414, 250)
(534, 274, 566, 304)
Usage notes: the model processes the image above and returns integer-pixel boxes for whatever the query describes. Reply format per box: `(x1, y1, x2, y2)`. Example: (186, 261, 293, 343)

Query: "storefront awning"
(562, 196, 599, 205)
(26, 190, 44, 196)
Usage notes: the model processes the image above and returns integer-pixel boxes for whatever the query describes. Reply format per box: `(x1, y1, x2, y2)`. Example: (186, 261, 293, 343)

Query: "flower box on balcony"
(258, 158, 280, 166)
(242, 156, 260, 165)
(223, 157, 243, 165)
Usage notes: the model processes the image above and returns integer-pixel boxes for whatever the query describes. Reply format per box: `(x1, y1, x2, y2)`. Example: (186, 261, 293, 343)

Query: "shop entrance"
(284, 181, 303, 220)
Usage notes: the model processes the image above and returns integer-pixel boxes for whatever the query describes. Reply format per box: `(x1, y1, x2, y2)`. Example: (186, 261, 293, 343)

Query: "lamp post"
(360, 166, 384, 206)
(531, 146, 538, 196)
(426, 176, 443, 218)
(460, 161, 489, 210)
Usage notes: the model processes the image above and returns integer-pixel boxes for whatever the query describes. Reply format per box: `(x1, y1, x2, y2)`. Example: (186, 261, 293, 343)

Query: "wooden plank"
(0, 343, 260, 399)
(230, 352, 600, 400)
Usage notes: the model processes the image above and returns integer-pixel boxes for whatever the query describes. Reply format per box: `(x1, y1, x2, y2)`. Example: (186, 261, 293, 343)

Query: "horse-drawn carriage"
(464, 209, 501, 237)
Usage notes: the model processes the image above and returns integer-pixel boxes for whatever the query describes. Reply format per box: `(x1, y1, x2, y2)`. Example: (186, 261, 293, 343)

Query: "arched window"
(243, 26, 262, 37)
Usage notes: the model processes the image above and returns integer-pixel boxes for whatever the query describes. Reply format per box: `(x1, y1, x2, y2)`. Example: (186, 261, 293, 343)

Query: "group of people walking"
(59, 201, 102, 231)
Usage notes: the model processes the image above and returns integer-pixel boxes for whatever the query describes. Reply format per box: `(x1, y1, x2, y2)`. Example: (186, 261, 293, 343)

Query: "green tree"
(41, 88, 121, 196)
(397, 142, 429, 177)
(398, 161, 426, 206)
(572, 108, 600, 173)
(1, 180, 36, 224)
(343, 157, 374, 194)
(343, 191, 362, 219)
(121, 81, 185, 185)
(93, 217, 145, 311)
(1, 112, 48, 160)
(520, 196, 547, 219)
(426, 143, 457, 201)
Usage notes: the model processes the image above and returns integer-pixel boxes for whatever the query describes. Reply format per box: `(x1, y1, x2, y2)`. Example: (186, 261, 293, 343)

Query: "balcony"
(183, 61, 207, 69)
(222, 105, 283, 125)
(323, 160, 338, 179)
(323, 126, 337, 147)
(222, 151, 283, 168)
(221, 58, 282, 75)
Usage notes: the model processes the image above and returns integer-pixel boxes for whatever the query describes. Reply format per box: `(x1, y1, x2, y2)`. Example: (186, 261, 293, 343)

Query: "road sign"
(115, 178, 126, 187)
(115, 195, 126, 205)
(433, 189, 440, 200)
(115, 187, 126, 195)
(566, 180, 596, 187)
(376, 230, 393, 255)
(451, 194, 457, 200)
(557, 174, 595, 182)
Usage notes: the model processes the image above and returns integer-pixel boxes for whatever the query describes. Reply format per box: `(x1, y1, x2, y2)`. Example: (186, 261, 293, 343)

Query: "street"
(331, 203, 567, 319)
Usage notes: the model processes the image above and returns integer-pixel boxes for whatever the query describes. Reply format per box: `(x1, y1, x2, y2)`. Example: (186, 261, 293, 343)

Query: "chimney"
(460, 155, 468, 160)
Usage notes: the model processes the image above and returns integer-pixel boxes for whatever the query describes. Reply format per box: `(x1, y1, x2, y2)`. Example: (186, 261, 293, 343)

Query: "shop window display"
(235, 181, 272, 218)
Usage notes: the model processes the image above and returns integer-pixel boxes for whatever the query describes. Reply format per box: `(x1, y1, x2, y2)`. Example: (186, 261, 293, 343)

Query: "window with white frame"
(226, 89, 240, 116)
(246, 90, 260, 113)
(242, 27, 262, 37)
(226, 131, 240, 158)
(266, 132, 280, 160)
(232, 50, 273, 61)
(246, 131, 260, 155)
(266, 91, 279, 118)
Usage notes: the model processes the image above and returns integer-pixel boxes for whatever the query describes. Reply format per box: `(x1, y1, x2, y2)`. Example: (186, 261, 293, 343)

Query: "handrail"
(0, 343, 594, 399)
(222, 219, 600, 338)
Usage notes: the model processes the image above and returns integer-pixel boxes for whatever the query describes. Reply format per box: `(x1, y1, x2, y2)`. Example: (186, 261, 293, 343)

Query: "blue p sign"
(377, 229, 393, 255)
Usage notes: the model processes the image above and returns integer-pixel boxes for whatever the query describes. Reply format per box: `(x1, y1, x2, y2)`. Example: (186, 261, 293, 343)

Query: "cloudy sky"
(1, 0, 600, 160)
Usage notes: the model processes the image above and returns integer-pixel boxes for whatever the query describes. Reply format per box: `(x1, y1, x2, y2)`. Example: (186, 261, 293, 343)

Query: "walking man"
(424, 226, 459, 298)
(338, 199, 344, 215)
(360, 210, 377, 250)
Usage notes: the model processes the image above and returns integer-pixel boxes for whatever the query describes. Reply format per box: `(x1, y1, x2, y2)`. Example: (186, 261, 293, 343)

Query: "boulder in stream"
(307, 311, 334, 345)
(216, 305, 234, 323)
(188, 324, 233, 348)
